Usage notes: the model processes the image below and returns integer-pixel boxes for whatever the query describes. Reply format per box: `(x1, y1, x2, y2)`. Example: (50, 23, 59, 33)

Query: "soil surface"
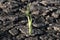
(0, 0, 60, 40)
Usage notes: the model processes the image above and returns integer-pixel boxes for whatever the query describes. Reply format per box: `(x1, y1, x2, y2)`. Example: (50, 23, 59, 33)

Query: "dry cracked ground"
(0, 0, 60, 40)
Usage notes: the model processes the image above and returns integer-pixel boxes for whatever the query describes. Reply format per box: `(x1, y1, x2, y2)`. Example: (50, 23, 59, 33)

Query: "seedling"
(25, 3, 32, 35)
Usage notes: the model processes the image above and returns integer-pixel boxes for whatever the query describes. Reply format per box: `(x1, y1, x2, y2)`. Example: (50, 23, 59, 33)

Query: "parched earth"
(0, 0, 60, 40)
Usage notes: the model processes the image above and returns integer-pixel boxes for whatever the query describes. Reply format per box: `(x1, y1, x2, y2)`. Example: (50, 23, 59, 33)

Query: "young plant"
(25, 4, 32, 35)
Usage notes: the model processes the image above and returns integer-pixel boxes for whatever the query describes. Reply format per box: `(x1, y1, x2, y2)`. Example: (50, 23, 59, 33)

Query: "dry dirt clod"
(25, 36, 38, 40)
(16, 33, 25, 40)
(9, 28, 19, 36)
(52, 12, 59, 18)
(40, 1, 49, 6)
(32, 11, 39, 15)
(21, 0, 27, 2)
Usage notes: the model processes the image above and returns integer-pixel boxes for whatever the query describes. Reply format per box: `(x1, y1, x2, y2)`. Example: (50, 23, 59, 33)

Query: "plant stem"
(25, 4, 32, 35)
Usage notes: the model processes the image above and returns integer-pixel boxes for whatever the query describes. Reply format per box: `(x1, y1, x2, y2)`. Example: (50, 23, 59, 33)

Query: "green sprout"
(25, 3, 32, 35)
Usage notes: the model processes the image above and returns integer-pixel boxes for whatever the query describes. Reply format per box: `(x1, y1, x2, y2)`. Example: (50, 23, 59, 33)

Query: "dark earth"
(0, 0, 60, 40)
